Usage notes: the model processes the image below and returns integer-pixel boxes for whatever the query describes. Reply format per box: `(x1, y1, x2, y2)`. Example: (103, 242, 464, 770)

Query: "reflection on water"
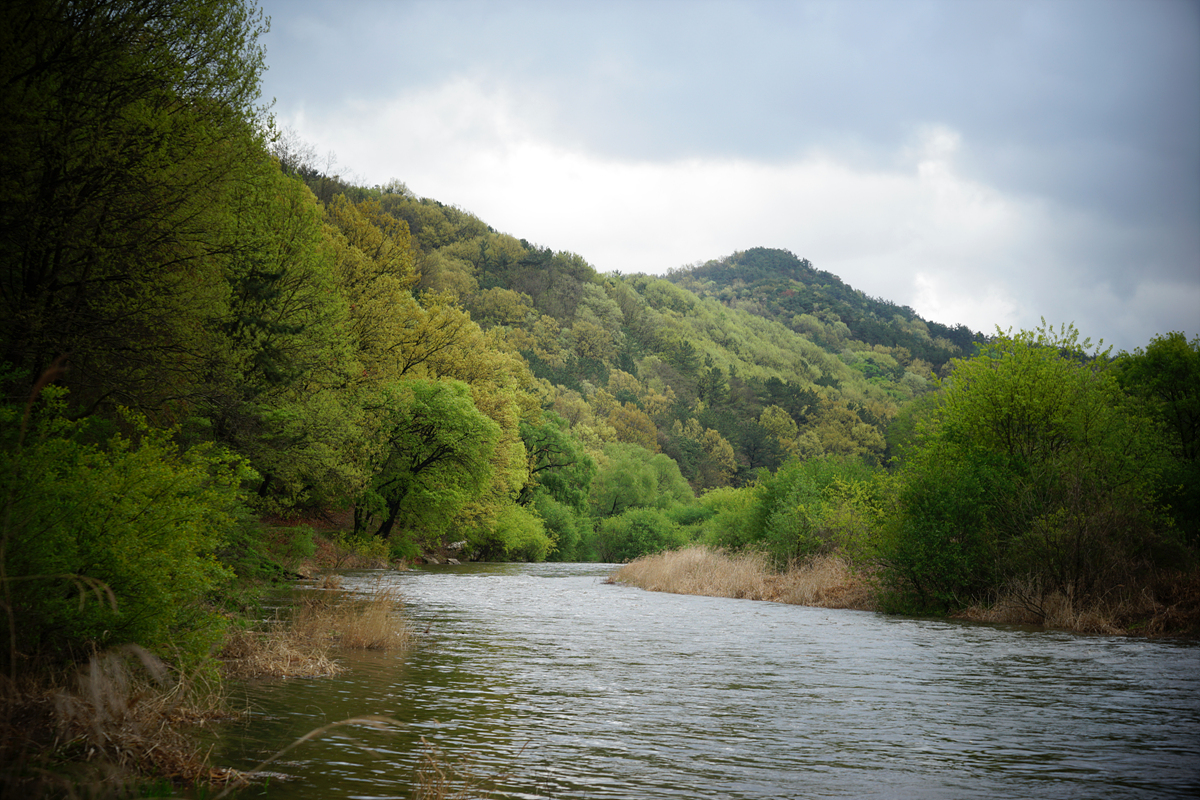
(203, 562, 1200, 799)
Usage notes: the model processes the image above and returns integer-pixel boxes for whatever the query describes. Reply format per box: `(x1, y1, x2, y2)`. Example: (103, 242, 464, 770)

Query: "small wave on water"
(205, 562, 1200, 799)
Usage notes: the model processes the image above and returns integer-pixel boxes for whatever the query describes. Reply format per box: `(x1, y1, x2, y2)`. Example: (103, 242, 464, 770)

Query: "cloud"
(264, 0, 1200, 352)
(286, 86, 1050, 327)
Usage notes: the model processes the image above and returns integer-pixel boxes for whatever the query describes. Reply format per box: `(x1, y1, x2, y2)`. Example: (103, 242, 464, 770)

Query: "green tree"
(879, 322, 1172, 614)
(747, 457, 879, 568)
(518, 411, 595, 511)
(461, 503, 552, 562)
(0, 0, 270, 411)
(201, 164, 362, 510)
(594, 507, 685, 563)
(1, 388, 251, 670)
(356, 380, 500, 542)
(1116, 332, 1200, 545)
(590, 443, 693, 518)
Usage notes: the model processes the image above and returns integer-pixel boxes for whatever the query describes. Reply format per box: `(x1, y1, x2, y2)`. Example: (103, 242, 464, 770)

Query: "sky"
(255, 0, 1200, 353)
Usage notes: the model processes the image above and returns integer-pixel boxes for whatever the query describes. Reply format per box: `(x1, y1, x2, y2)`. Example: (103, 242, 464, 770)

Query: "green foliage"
(217, 520, 314, 587)
(877, 322, 1175, 614)
(1116, 331, 1200, 545)
(747, 457, 881, 568)
(326, 530, 390, 566)
(356, 379, 501, 542)
(875, 445, 1008, 613)
(464, 504, 553, 562)
(1, 391, 252, 668)
(519, 412, 596, 511)
(593, 507, 686, 563)
(669, 247, 983, 372)
(693, 486, 759, 550)
(589, 443, 694, 518)
(533, 493, 591, 562)
(0, 0, 270, 410)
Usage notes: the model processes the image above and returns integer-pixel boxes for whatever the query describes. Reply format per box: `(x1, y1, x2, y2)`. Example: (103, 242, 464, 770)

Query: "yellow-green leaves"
(1, 402, 251, 668)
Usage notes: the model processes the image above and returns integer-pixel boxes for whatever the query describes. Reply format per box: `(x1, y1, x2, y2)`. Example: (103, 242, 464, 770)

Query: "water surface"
(208, 562, 1200, 799)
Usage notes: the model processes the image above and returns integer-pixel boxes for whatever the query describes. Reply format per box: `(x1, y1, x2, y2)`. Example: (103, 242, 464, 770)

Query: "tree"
(518, 411, 595, 511)
(1116, 331, 1200, 544)
(356, 380, 500, 541)
(1115, 331, 1200, 465)
(878, 322, 1172, 614)
(1, 388, 251, 669)
(1, 0, 270, 411)
(594, 508, 685, 563)
(590, 443, 692, 518)
(200, 163, 362, 510)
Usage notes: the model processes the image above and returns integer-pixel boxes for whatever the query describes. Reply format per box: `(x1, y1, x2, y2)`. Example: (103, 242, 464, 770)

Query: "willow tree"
(356, 379, 500, 542)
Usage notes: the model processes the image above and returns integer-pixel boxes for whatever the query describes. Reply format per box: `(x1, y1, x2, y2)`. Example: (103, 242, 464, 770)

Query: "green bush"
(464, 504, 553, 562)
(697, 486, 758, 551)
(875, 445, 1007, 613)
(748, 457, 880, 568)
(594, 507, 685, 562)
(536, 493, 590, 561)
(877, 323, 1175, 614)
(1, 391, 253, 669)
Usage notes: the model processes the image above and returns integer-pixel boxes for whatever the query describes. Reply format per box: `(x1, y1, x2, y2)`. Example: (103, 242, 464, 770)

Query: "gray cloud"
(257, 0, 1199, 351)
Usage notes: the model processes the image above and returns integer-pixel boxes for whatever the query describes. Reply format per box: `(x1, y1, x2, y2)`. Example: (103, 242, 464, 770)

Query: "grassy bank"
(607, 546, 876, 611)
(1, 578, 411, 797)
(609, 546, 1200, 637)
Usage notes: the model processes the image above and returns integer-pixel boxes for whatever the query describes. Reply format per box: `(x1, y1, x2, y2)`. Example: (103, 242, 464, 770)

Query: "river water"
(206, 562, 1200, 799)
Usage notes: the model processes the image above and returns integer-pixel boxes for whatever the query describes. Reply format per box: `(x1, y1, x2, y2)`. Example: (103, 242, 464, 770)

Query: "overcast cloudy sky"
(256, 0, 1198, 352)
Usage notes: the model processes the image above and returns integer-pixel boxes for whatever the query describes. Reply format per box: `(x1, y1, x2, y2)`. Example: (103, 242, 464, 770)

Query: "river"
(204, 562, 1200, 799)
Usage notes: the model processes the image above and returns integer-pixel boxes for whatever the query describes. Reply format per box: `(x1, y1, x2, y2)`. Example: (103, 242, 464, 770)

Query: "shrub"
(747, 457, 880, 568)
(536, 493, 589, 562)
(696, 486, 758, 551)
(877, 323, 1175, 615)
(594, 507, 685, 562)
(463, 504, 553, 562)
(1, 390, 253, 669)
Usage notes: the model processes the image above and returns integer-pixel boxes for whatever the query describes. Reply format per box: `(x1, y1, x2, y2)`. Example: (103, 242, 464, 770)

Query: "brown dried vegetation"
(0, 647, 245, 798)
(220, 581, 412, 679)
(955, 571, 1200, 637)
(608, 546, 877, 611)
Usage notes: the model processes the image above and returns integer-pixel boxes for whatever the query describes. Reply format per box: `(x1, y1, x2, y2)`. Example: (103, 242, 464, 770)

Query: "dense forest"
(2, 0, 1198, 718)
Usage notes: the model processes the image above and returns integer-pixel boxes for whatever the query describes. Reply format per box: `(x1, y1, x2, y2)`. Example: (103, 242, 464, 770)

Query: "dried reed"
(608, 546, 877, 610)
(415, 737, 500, 800)
(955, 571, 1200, 636)
(220, 582, 411, 679)
(0, 646, 244, 797)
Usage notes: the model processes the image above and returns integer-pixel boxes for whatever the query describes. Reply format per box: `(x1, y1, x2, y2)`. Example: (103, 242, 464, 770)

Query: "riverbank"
(0, 578, 411, 798)
(609, 546, 1200, 637)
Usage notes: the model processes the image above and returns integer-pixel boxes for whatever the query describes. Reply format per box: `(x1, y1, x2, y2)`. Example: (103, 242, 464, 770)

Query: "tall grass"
(220, 581, 412, 679)
(0, 646, 243, 798)
(955, 571, 1200, 636)
(608, 546, 876, 610)
(415, 737, 503, 800)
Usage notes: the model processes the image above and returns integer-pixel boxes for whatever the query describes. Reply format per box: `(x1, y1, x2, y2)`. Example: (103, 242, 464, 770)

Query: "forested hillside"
(668, 247, 985, 374)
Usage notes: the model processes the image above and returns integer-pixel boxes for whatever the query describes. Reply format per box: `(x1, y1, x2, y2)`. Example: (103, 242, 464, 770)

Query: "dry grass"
(955, 571, 1200, 637)
(0, 646, 246, 797)
(608, 546, 877, 611)
(295, 532, 396, 575)
(415, 737, 503, 800)
(220, 582, 412, 679)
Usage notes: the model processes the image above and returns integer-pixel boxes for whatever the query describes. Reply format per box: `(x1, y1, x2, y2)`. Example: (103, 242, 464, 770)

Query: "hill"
(667, 247, 985, 373)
